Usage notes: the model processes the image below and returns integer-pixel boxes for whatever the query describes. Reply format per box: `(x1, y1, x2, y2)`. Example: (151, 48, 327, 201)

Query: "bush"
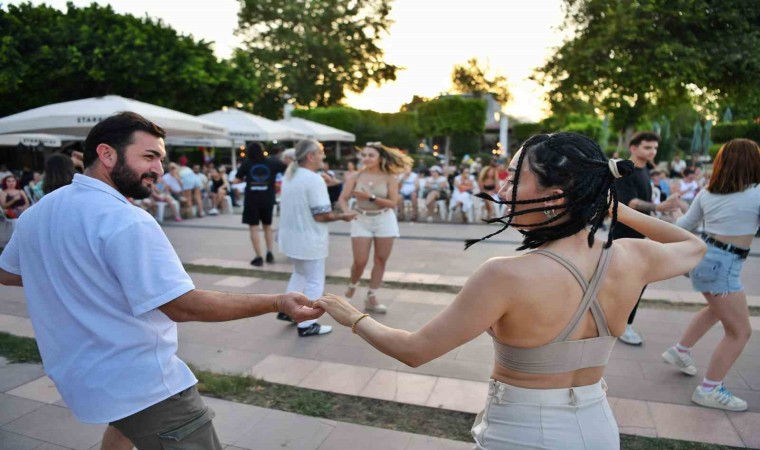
(708, 143, 723, 161)
(512, 122, 543, 143)
(711, 120, 760, 143)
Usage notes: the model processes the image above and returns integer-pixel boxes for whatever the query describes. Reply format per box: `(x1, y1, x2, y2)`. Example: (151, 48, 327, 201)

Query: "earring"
(543, 209, 556, 217)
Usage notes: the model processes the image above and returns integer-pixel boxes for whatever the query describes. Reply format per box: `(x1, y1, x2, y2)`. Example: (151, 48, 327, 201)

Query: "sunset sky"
(9, 0, 570, 121)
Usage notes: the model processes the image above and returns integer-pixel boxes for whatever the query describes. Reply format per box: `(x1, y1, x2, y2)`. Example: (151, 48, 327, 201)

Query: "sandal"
(345, 282, 358, 299)
(364, 290, 387, 314)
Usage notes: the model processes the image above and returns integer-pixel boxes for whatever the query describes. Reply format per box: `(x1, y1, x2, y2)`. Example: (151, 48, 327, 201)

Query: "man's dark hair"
(246, 142, 266, 163)
(84, 112, 166, 168)
(628, 131, 660, 147)
(42, 154, 75, 195)
(683, 168, 695, 176)
(466, 132, 634, 250)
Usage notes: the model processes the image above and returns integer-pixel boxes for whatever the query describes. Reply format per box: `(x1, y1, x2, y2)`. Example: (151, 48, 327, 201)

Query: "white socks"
(675, 343, 691, 354)
(701, 377, 722, 392)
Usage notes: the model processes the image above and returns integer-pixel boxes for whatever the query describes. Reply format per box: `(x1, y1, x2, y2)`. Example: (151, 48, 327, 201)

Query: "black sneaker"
(277, 312, 294, 323)
(297, 323, 333, 337)
(250, 256, 263, 267)
(266, 252, 275, 264)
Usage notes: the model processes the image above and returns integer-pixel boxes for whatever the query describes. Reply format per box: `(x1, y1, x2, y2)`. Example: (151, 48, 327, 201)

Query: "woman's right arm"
(674, 191, 704, 231)
(338, 173, 357, 213)
(615, 203, 706, 283)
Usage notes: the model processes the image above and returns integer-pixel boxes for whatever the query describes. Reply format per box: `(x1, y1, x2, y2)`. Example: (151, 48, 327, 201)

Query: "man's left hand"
(279, 292, 325, 322)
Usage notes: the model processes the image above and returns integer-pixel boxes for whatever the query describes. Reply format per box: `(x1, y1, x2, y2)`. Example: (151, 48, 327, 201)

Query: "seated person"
(450, 167, 476, 221)
(397, 169, 419, 221)
(1, 175, 30, 218)
(207, 168, 231, 215)
(421, 166, 450, 221)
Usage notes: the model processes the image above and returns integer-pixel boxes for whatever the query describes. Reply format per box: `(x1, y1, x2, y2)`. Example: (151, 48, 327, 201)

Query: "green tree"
(236, 0, 399, 118)
(417, 96, 486, 162)
(535, 0, 760, 136)
(451, 58, 510, 105)
(0, 2, 257, 117)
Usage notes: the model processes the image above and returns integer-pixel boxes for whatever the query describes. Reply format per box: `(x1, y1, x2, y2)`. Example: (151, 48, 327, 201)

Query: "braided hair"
(465, 132, 634, 251)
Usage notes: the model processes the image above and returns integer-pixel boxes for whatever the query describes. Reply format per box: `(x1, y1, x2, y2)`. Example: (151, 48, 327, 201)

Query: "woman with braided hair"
(319, 132, 706, 449)
(338, 142, 413, 313)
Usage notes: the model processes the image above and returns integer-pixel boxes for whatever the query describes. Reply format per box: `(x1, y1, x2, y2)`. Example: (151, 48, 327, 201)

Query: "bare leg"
(703, 291, 752, 381)
(194, 188, 204, 217)
(263, 224, 274, 253)
(182, 191, 193, 217)
(347, 237, 372, 297)
(249, 225, 263, 258)
(678, 305, 720, 348)
(410, 192, 418, 220)
(100, 426, 132, 450)
(425, 191, 439, 219)
(369, 237, 394, 291)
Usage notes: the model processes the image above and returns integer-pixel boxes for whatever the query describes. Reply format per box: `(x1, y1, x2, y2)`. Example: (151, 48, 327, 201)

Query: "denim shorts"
(690, 242, 745, 294)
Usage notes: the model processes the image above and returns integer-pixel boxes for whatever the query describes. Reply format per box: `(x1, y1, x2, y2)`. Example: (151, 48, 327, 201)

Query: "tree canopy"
(451, 58, 510, 105)
(534, 0, 760, 132)
(236, 0, 399, 118)
(0, 2, 258, 117)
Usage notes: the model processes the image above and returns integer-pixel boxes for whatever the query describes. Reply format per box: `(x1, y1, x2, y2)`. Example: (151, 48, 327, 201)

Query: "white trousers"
(471, 379, 619, 450)
(286, 258, 325, 328)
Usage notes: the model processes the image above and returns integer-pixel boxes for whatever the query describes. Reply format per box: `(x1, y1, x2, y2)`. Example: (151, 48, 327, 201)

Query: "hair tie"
(608, 159, 623, 179)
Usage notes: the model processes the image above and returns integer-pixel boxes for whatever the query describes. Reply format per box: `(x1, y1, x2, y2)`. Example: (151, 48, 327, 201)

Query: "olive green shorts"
(109, 385, 222, 449)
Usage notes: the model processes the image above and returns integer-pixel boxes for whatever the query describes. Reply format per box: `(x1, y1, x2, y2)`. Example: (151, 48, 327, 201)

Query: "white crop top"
(677, 185, 760, 236)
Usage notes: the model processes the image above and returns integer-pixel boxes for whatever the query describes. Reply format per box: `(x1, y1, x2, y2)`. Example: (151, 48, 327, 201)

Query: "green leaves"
(451, 58, 511, 106)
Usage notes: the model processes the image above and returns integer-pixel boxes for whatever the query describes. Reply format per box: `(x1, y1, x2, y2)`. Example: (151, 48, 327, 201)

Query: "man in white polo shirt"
(0, 112, 322, 449)
(276, 139, 357, 336)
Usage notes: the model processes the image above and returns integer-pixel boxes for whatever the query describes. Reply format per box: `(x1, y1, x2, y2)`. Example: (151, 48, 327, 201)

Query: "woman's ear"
(544, 188, 565, 207)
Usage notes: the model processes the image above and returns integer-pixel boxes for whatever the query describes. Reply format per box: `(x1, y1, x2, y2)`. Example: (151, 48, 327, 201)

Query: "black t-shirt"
(611, 166, 652, 240)
(236, 156, 287, 202)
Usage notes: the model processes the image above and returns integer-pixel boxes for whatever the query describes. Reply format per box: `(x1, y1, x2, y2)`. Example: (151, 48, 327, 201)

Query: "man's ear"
(96, 144, 118, 170)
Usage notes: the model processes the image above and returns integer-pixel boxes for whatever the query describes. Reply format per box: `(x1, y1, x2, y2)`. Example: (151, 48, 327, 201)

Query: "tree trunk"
(445, 135, 452, 169)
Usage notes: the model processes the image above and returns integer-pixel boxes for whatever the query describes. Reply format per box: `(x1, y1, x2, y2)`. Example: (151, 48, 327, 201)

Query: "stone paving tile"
(213, 276, 260, 288)
(401, 358, 492, 383)
(738, 365, 760, 391)
(1, 404, 105, 450)
(315, 343, 402, 371)
(604, 374, 697, 408)
(298, 361, 377, 396)
(605, 358, 645, 378)
(33, 443, 71, 450)
(454, 343, 493, 362)
(0, 362, 46, 393)
(611, 398, 655, 428)
(0, 429, 44, 450)
(750, 316, 760, 331)
(728, 411, 760, 449)
(359, 370, 437, 406)
(206, 348, 269, 375)
(0, 314, 34, 338)
(317, 421, 412, 450)
(6, 376, 61, 405)
(250, 354, 321, 385)
(201, 397, 270, 446)
(425, 378, 488, 414)
(0, 393, 45, 427)
(648, 401, 745, 447)
(232, 409, 335, 450)
(405, 434, 472, 450)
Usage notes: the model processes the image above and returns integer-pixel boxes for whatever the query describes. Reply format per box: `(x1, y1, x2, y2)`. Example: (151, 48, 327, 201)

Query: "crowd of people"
(0, 111, 757, 450)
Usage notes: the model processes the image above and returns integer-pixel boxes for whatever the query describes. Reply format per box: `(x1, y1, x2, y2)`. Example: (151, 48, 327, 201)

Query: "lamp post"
(498, 111, 509, 160)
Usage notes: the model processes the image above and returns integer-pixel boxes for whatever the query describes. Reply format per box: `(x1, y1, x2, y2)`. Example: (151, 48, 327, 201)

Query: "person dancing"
(318, 133, 706, 449)
(338, 142, 412, 313)
(661, 138, 759, 411)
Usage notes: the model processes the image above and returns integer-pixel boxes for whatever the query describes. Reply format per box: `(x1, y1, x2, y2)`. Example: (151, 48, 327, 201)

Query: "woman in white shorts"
(339, 143, 412, 313)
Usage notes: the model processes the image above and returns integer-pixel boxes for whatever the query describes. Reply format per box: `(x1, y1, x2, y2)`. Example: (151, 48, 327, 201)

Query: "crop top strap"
(559, 246, 614, 341)
(529, 249, 588, 290)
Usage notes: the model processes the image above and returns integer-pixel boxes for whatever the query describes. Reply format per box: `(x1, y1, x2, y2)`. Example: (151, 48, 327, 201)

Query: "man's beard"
(111, 157, 156, 200)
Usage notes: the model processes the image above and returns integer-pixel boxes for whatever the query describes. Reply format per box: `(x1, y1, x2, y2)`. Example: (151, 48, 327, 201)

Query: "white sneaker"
(692, 384, 748, 411)
(619, 325, 643, 345)
(662, 347, 697, 376)
(208, 208, 220, 216)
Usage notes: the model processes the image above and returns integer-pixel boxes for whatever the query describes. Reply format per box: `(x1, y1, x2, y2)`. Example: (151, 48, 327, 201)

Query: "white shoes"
(208, 208, 220, 216)
(692, 384, 748, 411)
(662, 347, 698, 376)
(619, 325, 643, 345)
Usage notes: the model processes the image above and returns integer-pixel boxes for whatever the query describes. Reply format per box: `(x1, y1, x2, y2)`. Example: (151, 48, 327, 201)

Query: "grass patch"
(620, 434, 742, 449)
(0, 331, 42, 363)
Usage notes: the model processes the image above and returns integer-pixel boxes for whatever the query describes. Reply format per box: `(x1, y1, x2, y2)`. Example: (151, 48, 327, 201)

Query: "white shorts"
(350, 209, 399, 238)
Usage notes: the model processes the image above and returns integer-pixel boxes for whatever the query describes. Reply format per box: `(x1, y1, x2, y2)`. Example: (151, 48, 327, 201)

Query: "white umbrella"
(165, 137, 237, 148)
(0, 133, 73, 147)
(277, 117, 355, 142)
(199, 108, 305, 142)
(0, 95, 228, 138)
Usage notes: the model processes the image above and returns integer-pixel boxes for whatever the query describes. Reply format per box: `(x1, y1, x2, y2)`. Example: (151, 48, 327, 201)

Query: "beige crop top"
(487, 246, 617, 374)
(354, 172, 389, 210)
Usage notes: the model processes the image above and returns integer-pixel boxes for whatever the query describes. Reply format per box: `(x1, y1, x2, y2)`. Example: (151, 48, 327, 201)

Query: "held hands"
(659, 193, 681, 212)
(277, 292, 325, 323)
(340, 211, 359, 222)
(314, 293, 364, 327)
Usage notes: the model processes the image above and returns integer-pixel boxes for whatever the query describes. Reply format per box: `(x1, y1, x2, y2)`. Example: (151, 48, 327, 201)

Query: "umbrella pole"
(336, 142, 341, 161)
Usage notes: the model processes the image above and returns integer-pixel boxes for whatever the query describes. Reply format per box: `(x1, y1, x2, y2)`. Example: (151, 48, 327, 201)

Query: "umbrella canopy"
(702, 120, 713, 156)
(0, 133, 72, 147)
(277, 117, 355, 142)
(165, 137, 237, 148)
(0, 95, 228, 138)
(199, 108, 305, 142)
(690, 121, 704, 155)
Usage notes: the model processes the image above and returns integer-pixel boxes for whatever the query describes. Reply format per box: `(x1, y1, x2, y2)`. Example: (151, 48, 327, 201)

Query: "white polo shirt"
(0, 174, 196, 423)
(277, 168, 331, 260)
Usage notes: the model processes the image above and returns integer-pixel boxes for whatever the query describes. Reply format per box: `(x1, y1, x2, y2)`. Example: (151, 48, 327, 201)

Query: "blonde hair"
(360, 143, 413, 175)
(286, 139, 323, 179)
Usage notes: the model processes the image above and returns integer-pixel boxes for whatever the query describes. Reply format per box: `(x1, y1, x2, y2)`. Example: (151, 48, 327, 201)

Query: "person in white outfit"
(277, 139, 357, 336)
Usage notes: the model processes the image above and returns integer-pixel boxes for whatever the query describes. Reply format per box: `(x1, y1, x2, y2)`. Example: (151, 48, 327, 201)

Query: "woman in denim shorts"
(662, 138, 760, 412)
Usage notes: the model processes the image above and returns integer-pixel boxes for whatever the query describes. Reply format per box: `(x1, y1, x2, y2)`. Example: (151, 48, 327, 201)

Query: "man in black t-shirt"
(612, 132, 680, 345)
(235, 143, 287, 266)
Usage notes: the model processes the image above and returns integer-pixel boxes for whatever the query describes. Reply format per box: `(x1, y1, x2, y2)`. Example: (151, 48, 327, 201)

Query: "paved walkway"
(1, 214, 759, 448)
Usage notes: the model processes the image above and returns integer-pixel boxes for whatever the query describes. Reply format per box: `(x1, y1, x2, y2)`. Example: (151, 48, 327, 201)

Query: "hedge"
(711, 120, 760, 143)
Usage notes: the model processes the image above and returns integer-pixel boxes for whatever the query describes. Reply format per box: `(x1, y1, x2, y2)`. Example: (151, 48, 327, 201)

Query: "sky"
(7, 0, 570, 121)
